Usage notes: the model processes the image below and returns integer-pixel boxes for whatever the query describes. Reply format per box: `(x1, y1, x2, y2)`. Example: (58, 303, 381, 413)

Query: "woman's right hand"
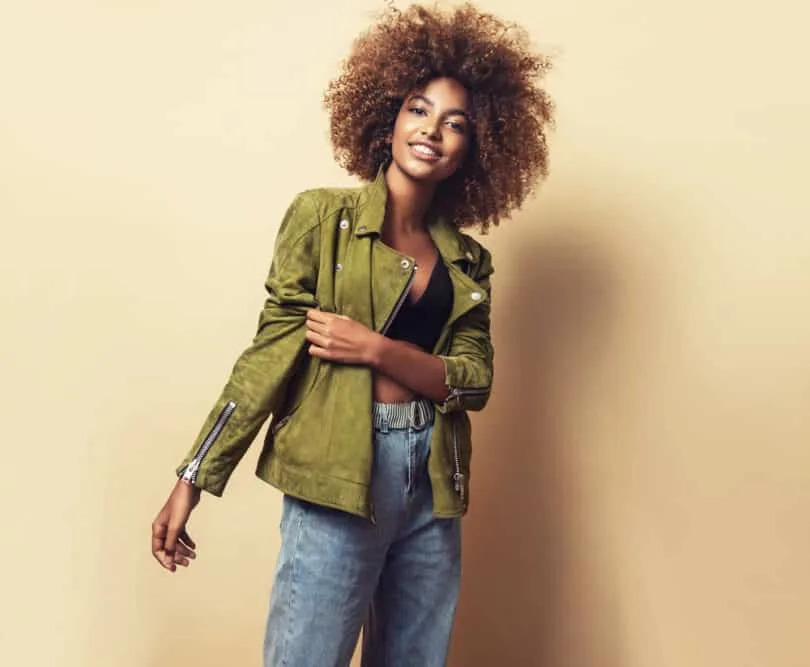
(151, 479, 201, 572)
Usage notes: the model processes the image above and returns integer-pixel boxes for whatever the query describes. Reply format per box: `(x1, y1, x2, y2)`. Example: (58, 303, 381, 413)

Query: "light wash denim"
(263, 400, 462, 667)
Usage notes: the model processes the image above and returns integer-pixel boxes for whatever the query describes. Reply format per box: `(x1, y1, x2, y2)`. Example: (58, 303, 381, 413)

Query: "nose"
(420, 119, 441, 139)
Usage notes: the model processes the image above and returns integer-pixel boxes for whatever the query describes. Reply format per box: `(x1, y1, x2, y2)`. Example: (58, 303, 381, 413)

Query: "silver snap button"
(335, 263, 343, 272)
(339, 219, 349, 230)
(465, 251, 474, 261)
(401, 259, 410, 269)
(471, 291, 482, 301)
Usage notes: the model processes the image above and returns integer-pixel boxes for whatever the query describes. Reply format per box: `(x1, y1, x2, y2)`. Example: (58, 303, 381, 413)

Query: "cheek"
(392, 112, 416, 140)
(447, 135, 471, 165)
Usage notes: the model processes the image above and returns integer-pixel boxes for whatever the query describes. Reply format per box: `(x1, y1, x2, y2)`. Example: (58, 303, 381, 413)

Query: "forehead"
(410, 77, 470, 111)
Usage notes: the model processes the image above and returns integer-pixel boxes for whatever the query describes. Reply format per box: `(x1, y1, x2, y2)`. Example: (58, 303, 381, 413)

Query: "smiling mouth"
(409, 142, 442, 159)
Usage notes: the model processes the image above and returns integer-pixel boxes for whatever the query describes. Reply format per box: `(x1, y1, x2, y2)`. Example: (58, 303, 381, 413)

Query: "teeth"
(413, 144, 438, 157)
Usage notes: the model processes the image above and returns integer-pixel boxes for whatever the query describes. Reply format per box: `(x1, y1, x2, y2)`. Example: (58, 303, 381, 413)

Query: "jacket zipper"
(446, 385, 490, 400)
(372, 256, 416, 524)
(451, 419, 465, 506)
(181, 400, 237, 484)
(379, 259, 479, 508)
(380, 264, 417, 335)
(272, 414, 290, 435)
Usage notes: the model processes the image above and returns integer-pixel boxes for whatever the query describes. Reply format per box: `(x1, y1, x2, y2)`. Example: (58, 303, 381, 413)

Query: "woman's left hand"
(305, 309, 381, 366)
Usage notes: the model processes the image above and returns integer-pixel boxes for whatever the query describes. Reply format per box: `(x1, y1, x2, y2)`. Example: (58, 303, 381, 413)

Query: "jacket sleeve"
(437, 246, 495, 414)
(175, 193, 320, 496)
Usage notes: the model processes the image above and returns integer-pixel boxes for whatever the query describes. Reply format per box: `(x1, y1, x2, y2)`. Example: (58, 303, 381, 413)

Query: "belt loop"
(373, 403, 390, 433)
(410, 401, 421, 430)
(410, 399, 430, 431)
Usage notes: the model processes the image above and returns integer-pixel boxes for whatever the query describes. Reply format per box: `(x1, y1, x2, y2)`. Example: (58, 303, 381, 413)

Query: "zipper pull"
(369, 500, 377, 525)
(181, 459, 200, 483)
(273, 416, 290, 434)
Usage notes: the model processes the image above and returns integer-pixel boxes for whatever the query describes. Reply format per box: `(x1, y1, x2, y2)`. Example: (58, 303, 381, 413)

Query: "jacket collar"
(355, 166, 468, 264)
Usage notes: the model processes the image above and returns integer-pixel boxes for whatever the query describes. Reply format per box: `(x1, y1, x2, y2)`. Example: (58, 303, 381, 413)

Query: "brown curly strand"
(324, 2, 554, 231)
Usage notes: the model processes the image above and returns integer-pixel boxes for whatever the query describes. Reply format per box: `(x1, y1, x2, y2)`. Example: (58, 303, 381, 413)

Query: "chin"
(393, 155, 454, 184)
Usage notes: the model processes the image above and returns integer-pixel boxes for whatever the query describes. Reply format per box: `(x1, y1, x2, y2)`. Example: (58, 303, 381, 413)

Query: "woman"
(151, 3, 553, 666)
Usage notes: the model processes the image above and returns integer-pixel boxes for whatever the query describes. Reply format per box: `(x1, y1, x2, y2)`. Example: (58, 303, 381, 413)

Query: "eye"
(408, 106, 428, 116)
(445, 119, 467, 134)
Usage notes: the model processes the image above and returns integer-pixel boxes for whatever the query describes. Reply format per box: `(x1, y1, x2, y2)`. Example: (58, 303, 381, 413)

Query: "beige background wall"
(2, 1, 808, 665)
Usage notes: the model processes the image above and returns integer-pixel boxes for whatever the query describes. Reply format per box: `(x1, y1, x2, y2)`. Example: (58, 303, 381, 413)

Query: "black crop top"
(385, 257, 453, 352)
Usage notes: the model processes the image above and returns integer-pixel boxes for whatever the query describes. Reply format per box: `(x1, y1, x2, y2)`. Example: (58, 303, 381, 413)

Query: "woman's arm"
(372, 336, 449, 402)
(306, 245, 494, 412)
(176, 193, 322, 496)
(151, 194, 322, 573)
(305, 310, 448, 402)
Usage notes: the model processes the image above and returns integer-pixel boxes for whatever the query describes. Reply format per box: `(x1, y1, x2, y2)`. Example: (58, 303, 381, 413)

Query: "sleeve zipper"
(180, 400, 237, 485)
(447, 385, 490, 398)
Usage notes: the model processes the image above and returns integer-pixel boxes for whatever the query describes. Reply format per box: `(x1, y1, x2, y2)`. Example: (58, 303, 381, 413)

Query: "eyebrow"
(409, 94, 471, 120)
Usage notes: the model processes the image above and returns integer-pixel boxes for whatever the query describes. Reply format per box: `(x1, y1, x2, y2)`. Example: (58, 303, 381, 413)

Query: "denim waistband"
(372, 398, 434, 430)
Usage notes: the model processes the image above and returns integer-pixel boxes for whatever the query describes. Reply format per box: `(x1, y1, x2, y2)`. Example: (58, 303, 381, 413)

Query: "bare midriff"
(373, 372, 417, 404)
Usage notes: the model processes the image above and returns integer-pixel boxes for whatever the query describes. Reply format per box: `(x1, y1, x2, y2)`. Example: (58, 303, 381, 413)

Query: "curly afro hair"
(324, 2, 554, 231)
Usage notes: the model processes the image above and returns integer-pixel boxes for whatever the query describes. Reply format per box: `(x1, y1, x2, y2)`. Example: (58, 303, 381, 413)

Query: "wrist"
(366, 332, 388, 369)
(177, 476, 201, 495)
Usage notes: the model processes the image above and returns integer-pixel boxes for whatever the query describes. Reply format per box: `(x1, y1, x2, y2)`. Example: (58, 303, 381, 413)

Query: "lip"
(408, 141, 442, 162)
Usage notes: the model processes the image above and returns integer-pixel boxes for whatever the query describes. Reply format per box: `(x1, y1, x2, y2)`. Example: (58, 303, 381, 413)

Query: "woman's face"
(389, 77, 472, 184)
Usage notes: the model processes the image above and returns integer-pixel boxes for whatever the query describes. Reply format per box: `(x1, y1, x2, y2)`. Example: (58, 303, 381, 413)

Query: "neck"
(383, 162, 437, 234)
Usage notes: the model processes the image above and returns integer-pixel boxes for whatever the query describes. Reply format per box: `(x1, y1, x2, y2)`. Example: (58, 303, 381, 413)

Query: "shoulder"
(276, 184, 363, 243)
(293, 183, 365, 221)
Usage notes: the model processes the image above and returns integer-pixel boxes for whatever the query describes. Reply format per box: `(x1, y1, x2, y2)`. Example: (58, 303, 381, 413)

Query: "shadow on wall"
(449, 212, 626, 667)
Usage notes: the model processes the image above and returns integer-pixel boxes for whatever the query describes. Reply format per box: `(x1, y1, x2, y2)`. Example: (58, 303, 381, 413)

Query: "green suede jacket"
(176, 168, 494, 520)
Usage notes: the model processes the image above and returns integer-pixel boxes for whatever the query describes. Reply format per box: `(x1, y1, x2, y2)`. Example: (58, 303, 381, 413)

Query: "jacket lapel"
(427, 210, 489, 328)
(348, 168, 489, 333)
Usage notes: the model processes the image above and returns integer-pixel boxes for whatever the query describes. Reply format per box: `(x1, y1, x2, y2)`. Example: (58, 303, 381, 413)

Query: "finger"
(179, 530, 196, 550)
(152, 523, 177, 573)
(174, 543, 197, 560)
(306, 309, 330, 324)
(305, 330, 331, 349)
(305, 319, 330, 336)
(308, 344, 331, 360)
(162, 544, 179, 571)
(173, 554, 190, 567)
(154, 549, 177, 572)
(153, 543, 173, 569)
(164, 522, 182, 556)
(151, 521, 168, 557)
(152, 548, 169, 569)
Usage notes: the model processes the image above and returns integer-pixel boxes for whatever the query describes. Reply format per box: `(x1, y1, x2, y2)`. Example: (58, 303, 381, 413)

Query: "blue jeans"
(263, 400, 462, 667)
